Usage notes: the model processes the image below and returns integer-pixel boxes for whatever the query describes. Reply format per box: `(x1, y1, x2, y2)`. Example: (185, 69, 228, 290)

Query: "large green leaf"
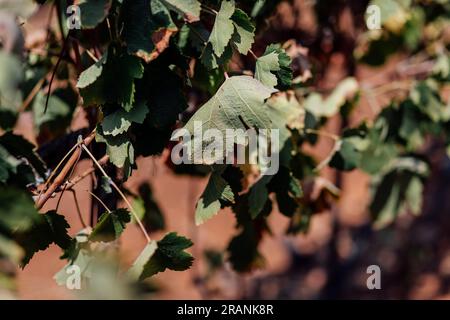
(184, 75, 276, 161)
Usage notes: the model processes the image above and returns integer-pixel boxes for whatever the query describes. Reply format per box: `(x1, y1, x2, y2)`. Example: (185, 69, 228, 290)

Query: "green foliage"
(255, 44, 292, 90)
(79, 0, 112, 29)
(0, 51, 23, 130)
(209, 0, 235, 57)
(1, 0, 449, 291)
(90, 209, 131, 242)
(130, 232, 194, 280)
(195, 169, 234, 225)
(16, 211, 71, 266)
(184, 75, 276, 161)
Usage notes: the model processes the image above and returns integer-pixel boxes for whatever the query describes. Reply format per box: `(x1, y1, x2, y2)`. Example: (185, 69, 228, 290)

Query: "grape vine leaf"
(227, 221, 265, 272)
(96, 126, 135, 170)
(0, 132, 46, 178)
(255, 44, 292, 90)
(200, 43, 233, 70)
(101, 101, 148, 136)
(329, 126, 369, 171)
(77, 49, 144, 111)
(231, 9, 255, 55)
(304, 77, 359, 118)
(122, 0, 178, 63)
(143, 65, 187, 128)
(0, 145, 20, 184)
(160, 0, 201, 22)
(184, 76, 277, 160)
(127, 240, 158, 280)
(0, 234, 23, 265)
(32, 87, 78, 136)
(76, 52, 107, 89)
(410, 80, 446, 122)
(370, 157, 428, 229)
(195, 170, 234, 225)
(0, 187, 39, 232)
(209, 0, 235, 57)
(130, 232, 194, 280)
(17, 210, 72, 266)
(90, 208, 131, 242)
(0, 51, 23, 129)
(248, 175, 272, 218)
(54, 249, 93, 287)
(78, 0, 112, 29)
(265, 92, 305, 166)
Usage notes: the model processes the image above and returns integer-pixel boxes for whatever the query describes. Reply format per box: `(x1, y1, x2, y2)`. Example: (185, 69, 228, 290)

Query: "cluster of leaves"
(0, 0, 449, 292)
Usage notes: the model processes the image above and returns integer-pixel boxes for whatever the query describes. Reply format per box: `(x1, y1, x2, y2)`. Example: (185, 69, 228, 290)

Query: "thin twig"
(68, 189, 87, 228)
(249, 49, 258, 60)
(36, 131, 96, 210)
(19, 77, 45, 112)
(88, 190, 111, 213)
(80, 144, 151, 242)
(201, 4, 218, 15)
(55, 144, 82, 211)
(37, 140, 81, 203)
(66, 155, 109, 190)
(44, 33, 70, 113)
(85, 49, 99, 63)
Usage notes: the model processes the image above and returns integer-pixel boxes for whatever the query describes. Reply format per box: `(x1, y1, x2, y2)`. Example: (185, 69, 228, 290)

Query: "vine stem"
(36, 131, 96, 209)
(80, 144, 151, 243)
(19, 77, 45, 112)
(249, 49, 258, 60)
(201, 4, 218, 15)
(66, 155, 109, 190)
(88, 190, 111, 213)
(68, 189, 87, 228)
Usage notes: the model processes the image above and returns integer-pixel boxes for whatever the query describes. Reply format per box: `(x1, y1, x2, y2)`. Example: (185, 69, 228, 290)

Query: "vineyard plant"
(0, 0, 449, 299)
